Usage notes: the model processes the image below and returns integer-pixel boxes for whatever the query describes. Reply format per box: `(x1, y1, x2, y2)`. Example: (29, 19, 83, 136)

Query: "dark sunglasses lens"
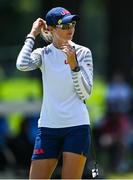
(62, 22, 76, 30)
(62, 24, 70, 30)
(72, 21, 76, 25)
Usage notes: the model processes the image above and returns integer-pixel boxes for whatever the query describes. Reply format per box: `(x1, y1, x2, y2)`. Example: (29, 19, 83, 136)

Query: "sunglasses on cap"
(55, 21, 76, 30)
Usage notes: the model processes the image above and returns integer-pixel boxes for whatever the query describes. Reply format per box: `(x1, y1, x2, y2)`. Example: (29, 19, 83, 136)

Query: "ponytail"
(40, 28, 53, 43)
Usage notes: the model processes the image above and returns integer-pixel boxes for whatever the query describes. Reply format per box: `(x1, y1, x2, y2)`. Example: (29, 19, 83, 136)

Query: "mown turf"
(107, 172, 133, 179)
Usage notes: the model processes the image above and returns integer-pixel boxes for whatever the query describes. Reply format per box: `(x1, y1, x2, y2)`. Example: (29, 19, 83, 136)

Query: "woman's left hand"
(61, 44, 78, 70)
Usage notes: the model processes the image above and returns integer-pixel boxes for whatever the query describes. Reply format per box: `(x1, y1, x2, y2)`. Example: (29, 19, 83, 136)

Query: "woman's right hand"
(29, 18, 47, 37)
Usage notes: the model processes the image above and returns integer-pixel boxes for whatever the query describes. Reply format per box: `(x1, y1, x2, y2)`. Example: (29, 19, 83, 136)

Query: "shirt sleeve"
(72, 49, 93, 101)
(16, 38, 42, 71)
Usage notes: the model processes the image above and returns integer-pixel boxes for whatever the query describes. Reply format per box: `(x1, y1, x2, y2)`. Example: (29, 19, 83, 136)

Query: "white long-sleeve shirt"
(16, 37, 93, 128)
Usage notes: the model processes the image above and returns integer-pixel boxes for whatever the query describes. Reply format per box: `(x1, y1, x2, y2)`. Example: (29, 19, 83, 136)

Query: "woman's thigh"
(63, 125, 91, 157)
(30, 127, 63, 179)
(62, 152, 86, 179)
(29, 159, 58, 179)
(61, 125, 91, 178)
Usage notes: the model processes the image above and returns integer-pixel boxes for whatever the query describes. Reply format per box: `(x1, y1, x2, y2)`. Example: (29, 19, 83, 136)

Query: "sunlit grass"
(107, 172, 133, 179)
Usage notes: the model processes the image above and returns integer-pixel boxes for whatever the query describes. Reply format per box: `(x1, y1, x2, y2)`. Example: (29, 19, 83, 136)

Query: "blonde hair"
(40, 27, 53, 43)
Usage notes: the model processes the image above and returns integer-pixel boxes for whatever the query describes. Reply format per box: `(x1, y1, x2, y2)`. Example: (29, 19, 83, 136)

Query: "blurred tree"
(0, 0, 41, 46)
(1, 0, 133, 82)
(107, 0, 133, 82)
(80, 0, 108, 76)
(0, 0, 42, 77)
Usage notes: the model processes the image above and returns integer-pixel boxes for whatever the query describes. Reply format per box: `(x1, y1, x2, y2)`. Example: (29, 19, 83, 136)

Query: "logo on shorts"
(33, 148, 45, 154)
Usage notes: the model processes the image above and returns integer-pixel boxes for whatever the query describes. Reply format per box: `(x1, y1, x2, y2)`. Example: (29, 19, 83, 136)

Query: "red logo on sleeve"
(64, 60, 68, 64)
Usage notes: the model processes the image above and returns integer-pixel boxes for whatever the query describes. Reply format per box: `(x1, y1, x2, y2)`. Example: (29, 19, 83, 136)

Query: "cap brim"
(62, 15, 80, 24)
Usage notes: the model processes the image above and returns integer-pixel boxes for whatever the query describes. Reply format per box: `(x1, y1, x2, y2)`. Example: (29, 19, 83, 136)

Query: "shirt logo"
(64, 60, 68, 64)
(45, 48, 52, 54)
(33, 148, 45, 154)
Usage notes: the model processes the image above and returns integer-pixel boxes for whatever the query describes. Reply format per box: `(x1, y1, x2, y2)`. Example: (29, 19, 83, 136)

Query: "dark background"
(0, 0, 133, 179)
(0, 0, 133, 80)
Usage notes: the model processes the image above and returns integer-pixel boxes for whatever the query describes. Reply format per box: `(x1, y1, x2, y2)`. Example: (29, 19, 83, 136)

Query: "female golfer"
(16, 7, 93, 179)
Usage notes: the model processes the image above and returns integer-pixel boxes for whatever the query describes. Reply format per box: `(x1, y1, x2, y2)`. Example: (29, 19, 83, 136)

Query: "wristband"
(72, 66, 80, 72)
(72, 46, 80, 72)
(26, 34, 35, 41)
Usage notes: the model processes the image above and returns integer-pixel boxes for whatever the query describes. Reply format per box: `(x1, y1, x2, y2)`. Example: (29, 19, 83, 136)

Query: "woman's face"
(50, 22, 76, 42)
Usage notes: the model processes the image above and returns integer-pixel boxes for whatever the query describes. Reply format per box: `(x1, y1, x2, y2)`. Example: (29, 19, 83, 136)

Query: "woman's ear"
(47, 26, 54, 32)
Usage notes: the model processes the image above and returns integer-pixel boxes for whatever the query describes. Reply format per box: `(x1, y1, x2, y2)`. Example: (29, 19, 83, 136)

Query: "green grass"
(107, 172, 133, 179)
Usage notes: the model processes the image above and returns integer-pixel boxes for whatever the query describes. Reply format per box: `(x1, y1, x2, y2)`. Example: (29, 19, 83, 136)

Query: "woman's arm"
(16, 34, 42, 71)
(72, 49, 93, 100)
(16, 18, 47, 71)
(61, 44, 93, 101)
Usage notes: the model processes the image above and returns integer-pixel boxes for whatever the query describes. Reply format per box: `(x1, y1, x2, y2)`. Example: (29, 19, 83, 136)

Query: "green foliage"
(86, 76, 107, 122)
(12, 0, 41, 13)
(0, 78, 41, 101)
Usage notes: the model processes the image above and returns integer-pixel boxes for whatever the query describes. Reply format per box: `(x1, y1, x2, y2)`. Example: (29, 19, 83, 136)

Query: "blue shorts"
(32, 125, 91, 160)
